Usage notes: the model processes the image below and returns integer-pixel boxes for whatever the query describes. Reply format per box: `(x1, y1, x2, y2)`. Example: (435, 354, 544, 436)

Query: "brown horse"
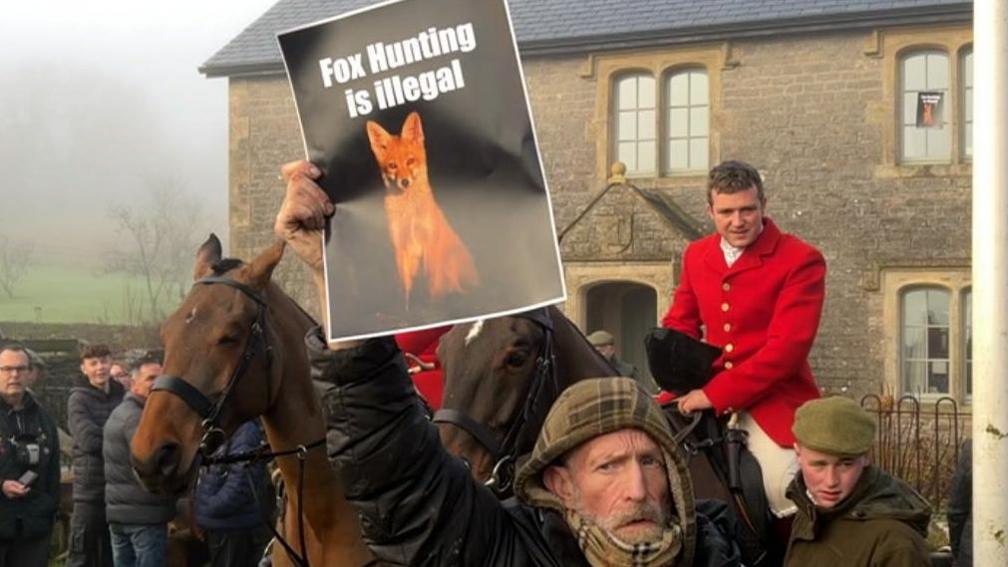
(435, 308, 775, 564)
(434, 306, 616, 490)
(129, 236, 373, 567)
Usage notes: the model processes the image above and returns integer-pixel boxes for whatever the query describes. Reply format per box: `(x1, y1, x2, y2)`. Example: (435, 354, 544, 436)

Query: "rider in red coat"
(660, 161, 826, 518)
(661, 216, 824, 447)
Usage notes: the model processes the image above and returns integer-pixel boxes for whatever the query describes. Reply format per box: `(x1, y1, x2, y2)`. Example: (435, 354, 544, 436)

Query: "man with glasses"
(0, 345, 61, 567)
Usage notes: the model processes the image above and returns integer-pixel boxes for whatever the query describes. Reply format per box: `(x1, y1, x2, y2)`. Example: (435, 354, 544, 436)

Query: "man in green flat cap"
(784, 396, 932, 566)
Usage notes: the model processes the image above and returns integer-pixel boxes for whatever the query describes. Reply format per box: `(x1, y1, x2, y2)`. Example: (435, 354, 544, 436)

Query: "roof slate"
(201, 0, 971, 77)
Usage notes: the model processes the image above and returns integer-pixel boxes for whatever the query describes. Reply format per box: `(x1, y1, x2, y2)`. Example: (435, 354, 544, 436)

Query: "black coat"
(307, 330, 739, 566)
(0, 392, 61, 540)
(103, 393, 177, 525)
(67, 376, 124, 504)
(195, 420, 271, 531)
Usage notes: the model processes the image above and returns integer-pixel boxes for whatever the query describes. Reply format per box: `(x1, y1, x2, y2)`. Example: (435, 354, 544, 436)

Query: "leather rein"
(432, 309, 559, 494)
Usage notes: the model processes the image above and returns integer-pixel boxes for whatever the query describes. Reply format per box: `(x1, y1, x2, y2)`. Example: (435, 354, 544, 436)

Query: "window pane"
(927, 126, 951, 160)
(638, 109, 655, 140)
(617, 77, 637, 110)
(903, 289, 928, 325)
(689, 138, 709, 170)
(903, 361, 926, 395)
(964, 88, 973, 125)
(902, 127, 924, 159)
(690, 71, 709, 104)
(667, 139, 688, 170)
(964, 122, 973, 158)
(618, 142, 637, 170)
(903, 327, 926, 359)
(668, 108, 689, 137)
(928, 326, 949, 359)
(963, 50, 973, 86)
(928, 360, 949, 394)
(638, 76, 655, 108)
(903, 93, 920, 126)
(637, 141, 656, 174)
(691, 106, 709, 136)
(618, 111, 637, 141)
(668, 73, 689, 106)
(927, 53, 950, 89)
(927, 289, 950, 325)
(903, 54, 926, 91)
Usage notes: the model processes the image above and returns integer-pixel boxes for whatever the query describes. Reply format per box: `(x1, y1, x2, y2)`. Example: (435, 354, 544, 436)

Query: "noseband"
(151, 276, 274, 455)
(433, 308, 558, 494)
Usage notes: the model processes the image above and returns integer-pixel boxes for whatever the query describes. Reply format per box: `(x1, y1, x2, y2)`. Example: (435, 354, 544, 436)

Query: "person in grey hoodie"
(68, 344, 124, 567)
(103, 354, 176, 567)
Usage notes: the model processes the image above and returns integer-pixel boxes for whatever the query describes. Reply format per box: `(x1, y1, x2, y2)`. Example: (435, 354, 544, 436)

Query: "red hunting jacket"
(661, 218, 825, 447)
(395, 326, 450, 409)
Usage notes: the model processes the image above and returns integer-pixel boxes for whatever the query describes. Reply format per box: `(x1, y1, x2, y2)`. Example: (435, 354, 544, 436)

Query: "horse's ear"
(193, 234, 223, 280)
(246, 239, 286, 289)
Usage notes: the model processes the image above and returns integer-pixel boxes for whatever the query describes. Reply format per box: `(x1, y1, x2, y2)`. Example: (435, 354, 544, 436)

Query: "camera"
(12, 438, 41, 466)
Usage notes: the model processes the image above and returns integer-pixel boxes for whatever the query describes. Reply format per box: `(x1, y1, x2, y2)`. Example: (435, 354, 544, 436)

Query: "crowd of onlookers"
(1, 342, 273, 567)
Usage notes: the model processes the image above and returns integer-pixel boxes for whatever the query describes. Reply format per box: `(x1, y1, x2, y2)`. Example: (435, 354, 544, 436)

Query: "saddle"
(645, 327, 778, 566)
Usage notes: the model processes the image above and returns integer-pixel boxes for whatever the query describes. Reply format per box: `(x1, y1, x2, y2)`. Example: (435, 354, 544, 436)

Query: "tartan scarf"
(515, 377, 696, 567)
(564, 507, 683, 567)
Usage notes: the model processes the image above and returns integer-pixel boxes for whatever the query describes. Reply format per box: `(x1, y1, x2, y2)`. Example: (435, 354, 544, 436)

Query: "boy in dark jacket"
(785, 397, 932, 566)
(104, 355, 176, 567)
(0, 345, 61, 567)
(195, 420, 272, 567)
(68, 344, 124, 567)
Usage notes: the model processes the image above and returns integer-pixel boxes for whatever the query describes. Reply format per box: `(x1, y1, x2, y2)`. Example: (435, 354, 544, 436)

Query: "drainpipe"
(972, 1, 1008, 563)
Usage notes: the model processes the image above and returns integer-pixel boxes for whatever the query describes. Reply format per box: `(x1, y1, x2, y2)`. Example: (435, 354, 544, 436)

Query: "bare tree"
(107, 177, 208, 322)
(0, 234, 34, 299)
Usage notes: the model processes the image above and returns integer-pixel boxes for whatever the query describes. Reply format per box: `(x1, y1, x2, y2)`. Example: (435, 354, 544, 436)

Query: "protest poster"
(916, 91, 944, 128)
(277, 0, 566, 341)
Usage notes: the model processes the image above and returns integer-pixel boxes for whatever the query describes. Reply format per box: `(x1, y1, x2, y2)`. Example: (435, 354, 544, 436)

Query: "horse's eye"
(505, 351, 528, 368)
(216, 335, 240, 346)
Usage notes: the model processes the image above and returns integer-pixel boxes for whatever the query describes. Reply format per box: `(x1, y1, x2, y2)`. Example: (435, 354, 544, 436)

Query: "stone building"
(201, 0, 974, 404)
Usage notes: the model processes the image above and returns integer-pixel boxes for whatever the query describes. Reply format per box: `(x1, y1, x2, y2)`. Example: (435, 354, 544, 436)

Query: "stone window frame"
(881, 268, 971, 404)
(582, 43, 732, 186)
(867, 25, 972, 177)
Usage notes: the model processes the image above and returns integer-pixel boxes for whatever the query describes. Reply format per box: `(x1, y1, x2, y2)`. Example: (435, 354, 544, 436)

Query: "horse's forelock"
(464, 320, 484, 347)
(210, 258, 244, 276)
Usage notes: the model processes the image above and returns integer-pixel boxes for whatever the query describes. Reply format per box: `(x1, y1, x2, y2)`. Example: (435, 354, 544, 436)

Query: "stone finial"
(608, 161, 627, 185)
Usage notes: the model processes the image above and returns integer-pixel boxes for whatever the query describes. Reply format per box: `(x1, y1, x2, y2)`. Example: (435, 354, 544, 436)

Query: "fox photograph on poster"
(278, 0, 565, 341)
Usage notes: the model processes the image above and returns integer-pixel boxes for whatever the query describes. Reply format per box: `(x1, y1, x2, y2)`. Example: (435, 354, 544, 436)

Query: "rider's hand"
(1, 480, 29, 498)
(677, 389, 713, 414)
(275, 160, 334, 276)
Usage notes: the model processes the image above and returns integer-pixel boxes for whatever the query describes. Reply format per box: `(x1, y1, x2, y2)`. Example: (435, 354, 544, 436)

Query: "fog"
(0, 0, 279, 264)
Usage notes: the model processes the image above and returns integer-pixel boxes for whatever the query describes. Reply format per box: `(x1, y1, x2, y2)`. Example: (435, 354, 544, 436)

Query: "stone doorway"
(585, 281, 658, 381)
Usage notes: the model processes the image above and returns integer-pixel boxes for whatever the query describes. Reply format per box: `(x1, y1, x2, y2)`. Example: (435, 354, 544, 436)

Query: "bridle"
(150, 275, 326, 567)
(433, 308, 559, 494)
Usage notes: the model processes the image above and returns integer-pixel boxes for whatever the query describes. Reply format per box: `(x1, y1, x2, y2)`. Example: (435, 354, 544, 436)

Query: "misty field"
(0, 262, 180, 325)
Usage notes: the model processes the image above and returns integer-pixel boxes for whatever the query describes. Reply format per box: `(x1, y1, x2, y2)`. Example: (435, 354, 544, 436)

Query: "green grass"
(0, 262, 180, 325)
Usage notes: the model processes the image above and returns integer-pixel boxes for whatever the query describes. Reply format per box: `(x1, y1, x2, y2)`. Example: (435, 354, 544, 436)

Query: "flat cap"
(586, 330, 615, 346)
(793, 396, 876, 457)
